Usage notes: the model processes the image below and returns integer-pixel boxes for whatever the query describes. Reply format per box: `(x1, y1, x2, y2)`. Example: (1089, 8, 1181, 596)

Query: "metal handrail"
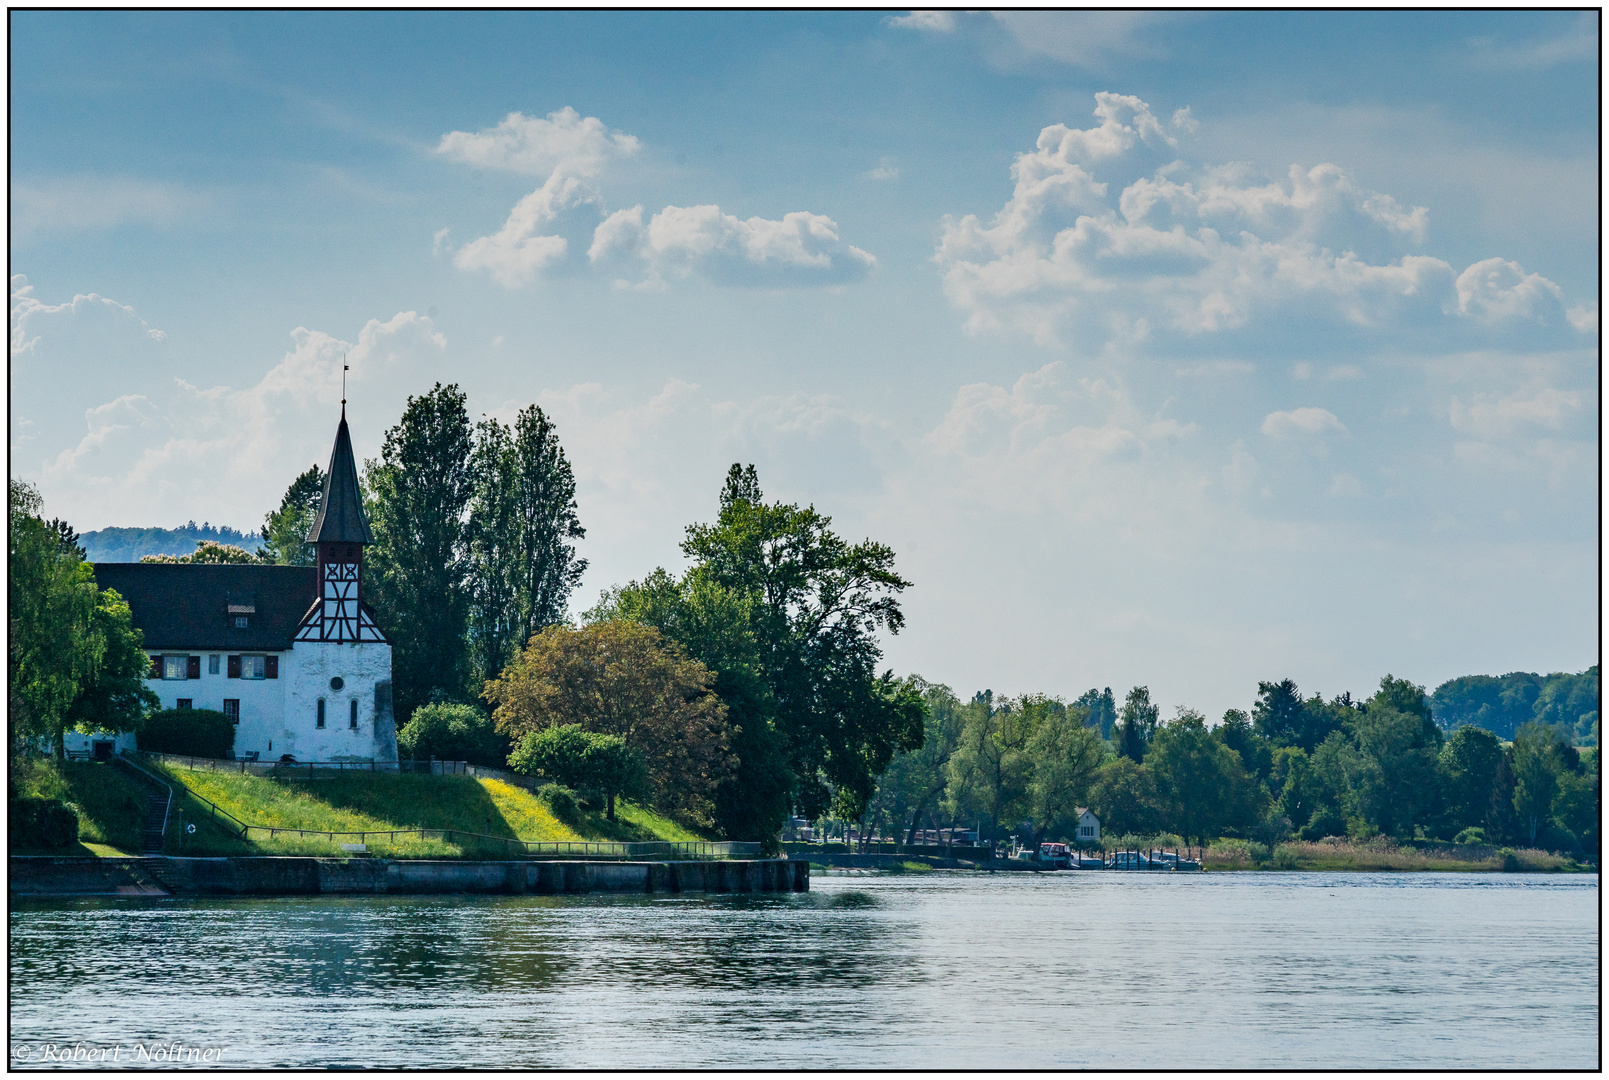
(116, 750, 175, 846)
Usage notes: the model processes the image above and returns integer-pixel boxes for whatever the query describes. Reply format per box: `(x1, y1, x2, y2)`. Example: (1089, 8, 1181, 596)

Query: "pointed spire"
(306, 407, 374, 544)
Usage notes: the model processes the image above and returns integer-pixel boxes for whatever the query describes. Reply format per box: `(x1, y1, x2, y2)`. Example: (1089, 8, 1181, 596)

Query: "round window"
(329, 677, 345, 691)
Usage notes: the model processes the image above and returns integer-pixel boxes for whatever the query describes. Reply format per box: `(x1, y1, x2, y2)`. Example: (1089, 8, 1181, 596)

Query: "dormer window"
(228, 602, 255, 631)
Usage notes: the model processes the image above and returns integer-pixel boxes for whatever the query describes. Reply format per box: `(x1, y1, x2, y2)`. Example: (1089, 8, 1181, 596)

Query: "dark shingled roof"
(307, 409, 373, 544)
(92, 564, 317, 651)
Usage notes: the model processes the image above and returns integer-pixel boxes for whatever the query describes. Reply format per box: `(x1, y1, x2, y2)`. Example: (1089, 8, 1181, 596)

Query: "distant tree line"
(80, 523, 263, 563)
(1432, 668, 1598, 744)
(863, 673, 1599, 861)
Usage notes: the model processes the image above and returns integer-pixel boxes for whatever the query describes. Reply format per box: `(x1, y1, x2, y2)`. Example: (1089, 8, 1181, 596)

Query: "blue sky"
(10, 11, 1599, 720)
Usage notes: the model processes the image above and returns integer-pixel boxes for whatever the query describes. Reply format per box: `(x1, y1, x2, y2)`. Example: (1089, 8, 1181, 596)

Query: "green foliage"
(589, 565, 790, 841)
(365, 382, 476, 723)
(534, 782, 580, 825)
(1114, 685, 1158, 761)
(678, 463, 924, 821)
(484, 620, 734, 825)
(1432, 667, 1598, 744)
(1092, 756, 1163, 836)
(396, 702, 507, 767)
(465, 405, 587, 691)
(9, 480, 158, 754)
(257, 464, 324, 566)
(1439, 725, 1505, 835)
(10, 757, 147, 852)
(1217, 708, 1273, 780)
(1452, 827, 1487, 845)
(1310, 677, 1442, 838)
(140, 708, 236, 759)
(79, 523, 262, 563)
(1026, 699, 1105, 835)
(1074, 687, 1118, 738)
(508, 723, 647, 820)
(860, 680, 965, 844)
(1511, 721, 1568, 846)
(1147, 708, 1263, 844)
(944, 690, 1034, 836)
(10, 796, 79, 850)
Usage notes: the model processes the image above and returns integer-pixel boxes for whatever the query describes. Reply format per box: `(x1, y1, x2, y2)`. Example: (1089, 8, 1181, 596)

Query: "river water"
(9, 871, 1598, 1069)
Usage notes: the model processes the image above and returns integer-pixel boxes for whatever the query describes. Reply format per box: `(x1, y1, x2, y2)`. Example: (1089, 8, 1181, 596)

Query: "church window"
(208, 654, 220, 675)
(349, 700, 359, 729)
(317, 699, 326, 728)
(223, 699, 239, 723)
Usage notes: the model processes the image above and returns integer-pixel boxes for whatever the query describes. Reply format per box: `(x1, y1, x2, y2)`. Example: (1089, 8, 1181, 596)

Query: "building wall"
(138, 642, 395, 762)
(280, 640, 396, 763)
(146, 651, 289, 754)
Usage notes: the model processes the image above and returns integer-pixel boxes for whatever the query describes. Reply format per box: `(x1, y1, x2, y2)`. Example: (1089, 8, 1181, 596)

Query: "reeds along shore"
(1202, 836, 1576, 872)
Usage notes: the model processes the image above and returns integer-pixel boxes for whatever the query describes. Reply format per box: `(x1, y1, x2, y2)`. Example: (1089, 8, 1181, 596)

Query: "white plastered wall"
(279, 640, 397, 762)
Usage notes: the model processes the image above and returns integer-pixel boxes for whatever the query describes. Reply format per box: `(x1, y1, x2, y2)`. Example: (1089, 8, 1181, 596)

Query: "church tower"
(295, 408, 386, 644)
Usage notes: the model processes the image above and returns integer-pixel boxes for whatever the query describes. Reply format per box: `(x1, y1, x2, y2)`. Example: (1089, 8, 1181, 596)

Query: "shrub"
(1452, 827, 1487, 846)
(534, 783, 580, 825)
(10, 797, 78, 850)
(508, 724, 647, 820)
(1299, 807, 1346, 841)
(397, 703, 506, 767)
(140, 708, 235, 759)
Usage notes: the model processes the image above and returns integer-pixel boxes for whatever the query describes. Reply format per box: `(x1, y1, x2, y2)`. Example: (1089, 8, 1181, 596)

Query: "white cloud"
(1468, 16, 1597, 69)
(1455, 257, 1565, 324)
(990, 12, 1172, 69)
(935, 91, 1571, 349)
(11, 275, 165, 357)
(1565, 303, 1598, 333)
(1261, 407, 1346, 440)
(435, 107, 640, 177)
(589, 204, 875, 287)
(10, 176, 204, 237)
(1449, 387, 1582, 439)
(885, 11, 955, 33)
(1327, 472, 1365, 498)
(35, 310, 446, 531)
(442, 107, 873, 290)
(865, 156, 900, 181)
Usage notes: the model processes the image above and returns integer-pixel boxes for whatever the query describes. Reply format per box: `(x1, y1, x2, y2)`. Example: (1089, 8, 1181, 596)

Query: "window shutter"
(149, 655, 162, 679)
(187, 655, 201, 680)
(227, 655, 241, 679)
(265, 655, 278, 679)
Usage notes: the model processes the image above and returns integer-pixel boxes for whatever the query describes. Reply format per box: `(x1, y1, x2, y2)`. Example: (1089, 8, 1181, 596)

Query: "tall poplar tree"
(365, 383, 474, 723)
(466, 404, 586, 690)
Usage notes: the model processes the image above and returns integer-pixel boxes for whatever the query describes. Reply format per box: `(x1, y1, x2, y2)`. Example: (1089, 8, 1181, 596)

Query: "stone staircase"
(113, 756, 172, 856)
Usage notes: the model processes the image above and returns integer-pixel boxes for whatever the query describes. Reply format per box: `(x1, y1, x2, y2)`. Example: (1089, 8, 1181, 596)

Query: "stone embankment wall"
(10, 857, 807, 898)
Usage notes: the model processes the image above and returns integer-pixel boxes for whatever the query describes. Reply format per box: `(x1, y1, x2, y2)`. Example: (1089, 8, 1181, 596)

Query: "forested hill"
(1431, 667, 1598, 744)
(81, 523, 264, 563)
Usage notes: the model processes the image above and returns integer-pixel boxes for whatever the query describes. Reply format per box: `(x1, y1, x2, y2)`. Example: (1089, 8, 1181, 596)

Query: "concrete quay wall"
(10, 856, 807, 898)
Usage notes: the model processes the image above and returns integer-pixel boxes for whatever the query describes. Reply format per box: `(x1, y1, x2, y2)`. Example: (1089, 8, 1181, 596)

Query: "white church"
(79, 410, 399, 763)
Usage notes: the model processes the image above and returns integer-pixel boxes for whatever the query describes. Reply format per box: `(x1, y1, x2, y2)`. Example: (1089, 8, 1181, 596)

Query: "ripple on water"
(9, 872, 1597, 1068)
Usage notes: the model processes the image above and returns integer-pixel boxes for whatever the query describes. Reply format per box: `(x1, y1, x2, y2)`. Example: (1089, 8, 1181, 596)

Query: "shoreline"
(8, 855, 807, 898)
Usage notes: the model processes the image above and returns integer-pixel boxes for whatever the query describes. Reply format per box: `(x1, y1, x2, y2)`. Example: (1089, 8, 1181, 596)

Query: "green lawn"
(11, 757, 147, 855)
(149, 762, 710, 858)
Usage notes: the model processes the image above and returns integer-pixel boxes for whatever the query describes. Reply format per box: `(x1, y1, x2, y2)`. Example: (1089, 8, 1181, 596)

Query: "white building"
(83, 409, 398, 763)
(1074, 807, 1101, 846)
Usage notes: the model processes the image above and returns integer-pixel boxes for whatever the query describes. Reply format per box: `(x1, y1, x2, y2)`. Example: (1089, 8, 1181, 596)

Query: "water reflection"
(10, 872, 1598, 1069)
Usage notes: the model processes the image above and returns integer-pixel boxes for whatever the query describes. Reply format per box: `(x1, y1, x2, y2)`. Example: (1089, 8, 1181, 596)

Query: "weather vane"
(342, 355, 349, 405)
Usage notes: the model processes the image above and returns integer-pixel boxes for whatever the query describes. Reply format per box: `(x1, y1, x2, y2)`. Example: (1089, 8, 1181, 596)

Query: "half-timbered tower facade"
(82, 410, 398, 763)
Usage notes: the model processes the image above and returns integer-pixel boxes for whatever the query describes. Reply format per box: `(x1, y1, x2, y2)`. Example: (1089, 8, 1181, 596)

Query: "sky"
(10, 11, 1600, 722)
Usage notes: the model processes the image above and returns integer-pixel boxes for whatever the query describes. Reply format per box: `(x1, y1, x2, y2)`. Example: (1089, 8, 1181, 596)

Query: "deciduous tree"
(483, 620, 734, 825)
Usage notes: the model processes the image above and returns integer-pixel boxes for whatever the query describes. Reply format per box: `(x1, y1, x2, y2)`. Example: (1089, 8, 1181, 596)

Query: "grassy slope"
(150, 762, 709, 858)
(11, 758, 146, 855)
